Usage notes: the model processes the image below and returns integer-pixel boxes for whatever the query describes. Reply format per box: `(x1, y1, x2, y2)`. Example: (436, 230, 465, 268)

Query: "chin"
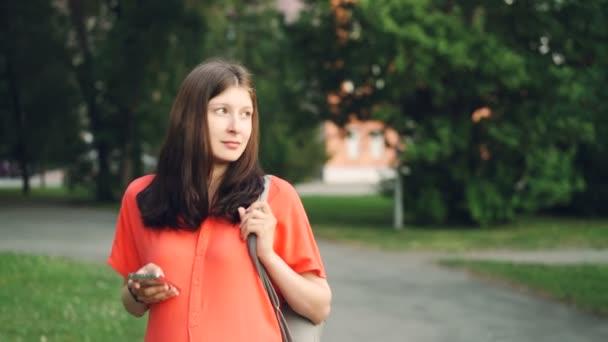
(217, 154, 244, 163)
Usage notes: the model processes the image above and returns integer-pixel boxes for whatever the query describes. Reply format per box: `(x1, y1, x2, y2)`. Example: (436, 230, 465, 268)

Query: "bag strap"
(247, 175, 293, 342)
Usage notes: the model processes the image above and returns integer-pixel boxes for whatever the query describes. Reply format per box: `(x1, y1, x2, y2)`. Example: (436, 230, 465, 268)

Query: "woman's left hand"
(238, 201, 277, 260)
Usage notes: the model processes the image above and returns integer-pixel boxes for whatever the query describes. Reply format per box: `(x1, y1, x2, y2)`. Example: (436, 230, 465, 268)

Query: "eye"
(214, 107, 228, 115)
(242, 111, 253, 117)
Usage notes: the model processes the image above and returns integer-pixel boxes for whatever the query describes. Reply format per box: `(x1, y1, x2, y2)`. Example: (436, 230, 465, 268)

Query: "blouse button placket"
(187, 219, 212, 335)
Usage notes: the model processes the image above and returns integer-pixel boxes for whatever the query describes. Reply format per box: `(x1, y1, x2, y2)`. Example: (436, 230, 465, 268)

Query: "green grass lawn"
(301, 195, 395, 226)
(0, 253, 145, 341)
(310, 218, 608, 251)
(440, 260, 608, 317)
(301, 195, 608, 252)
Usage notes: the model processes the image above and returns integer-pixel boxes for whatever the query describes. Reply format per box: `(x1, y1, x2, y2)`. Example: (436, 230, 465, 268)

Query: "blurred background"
(2, 0, 608, 224)
(1, 0, 607, 341)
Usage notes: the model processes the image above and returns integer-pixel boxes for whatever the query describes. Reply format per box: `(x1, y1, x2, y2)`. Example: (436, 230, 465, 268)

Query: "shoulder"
(121, 174, 155, 206)
(267, 175, 299, 202)
(117, 175, 156, 225)
(124, 174, 155, 197)
(267, 175, 307, 217)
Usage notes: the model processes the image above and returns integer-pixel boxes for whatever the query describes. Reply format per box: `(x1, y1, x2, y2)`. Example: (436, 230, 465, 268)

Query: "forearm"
(259, 252, 331, 325)
(121, 284, 149, 317)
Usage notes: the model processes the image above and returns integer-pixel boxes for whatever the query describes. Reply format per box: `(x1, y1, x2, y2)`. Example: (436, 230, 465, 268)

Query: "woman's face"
(206, 86, 254, 166)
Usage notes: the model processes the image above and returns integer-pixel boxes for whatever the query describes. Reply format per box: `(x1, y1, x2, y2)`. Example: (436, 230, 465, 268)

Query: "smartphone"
(128, 272, 159, 281)
(128, 272, 180, 291)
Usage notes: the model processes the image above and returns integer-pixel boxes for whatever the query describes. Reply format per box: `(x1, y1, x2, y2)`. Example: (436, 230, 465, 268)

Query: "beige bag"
(246, 175, 324, 342)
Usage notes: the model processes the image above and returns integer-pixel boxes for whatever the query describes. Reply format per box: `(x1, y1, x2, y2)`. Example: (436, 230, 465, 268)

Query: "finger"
(139, 278, 167, 287)
(247, 201, 265, 212)
(133, 286, 164, 301)
(240, 209, 263, 227)
(145, 286, 180, 304)
(128, 279, 143, 290)
(240, 206, 258, 223)
(247, 218, 265, 228)
(139, 289, 169, 304)
(240, 223, 249, 240)
(261, 201, 272, 214)
(249, 201, 271, 213)
(139, 284, 170, 298)
(246, 209, 266, 219)
(141, 263, 164, 277)
(242, 220, 265, 240)
(240, 211, 251, 227)
(241, 221, 261, 240)
(133, 281, 178, 298)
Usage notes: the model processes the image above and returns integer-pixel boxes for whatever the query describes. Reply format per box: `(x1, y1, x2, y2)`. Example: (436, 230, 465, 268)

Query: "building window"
(346, 128, 360, 160)
(369, 130, 384, 160)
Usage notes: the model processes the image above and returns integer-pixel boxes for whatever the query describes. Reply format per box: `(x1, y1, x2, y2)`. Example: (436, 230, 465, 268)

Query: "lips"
(221, 141, 241, 149)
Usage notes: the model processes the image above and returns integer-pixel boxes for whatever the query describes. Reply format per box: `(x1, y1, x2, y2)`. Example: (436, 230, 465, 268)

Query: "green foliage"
(82, 0, 323, 187)
(64, 0, 208, 195)
(1, 0, 324, 196)
(260, 121, 325, 183)
(3, 0, 607, 216)
(293, 0, 605, 225)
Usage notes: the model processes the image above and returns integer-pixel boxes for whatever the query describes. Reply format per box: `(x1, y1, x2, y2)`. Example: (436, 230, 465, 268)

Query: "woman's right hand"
(127, 263, 179, 304)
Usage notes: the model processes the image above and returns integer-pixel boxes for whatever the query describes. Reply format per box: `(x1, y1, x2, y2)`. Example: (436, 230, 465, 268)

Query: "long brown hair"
(137, 59, 264, 230)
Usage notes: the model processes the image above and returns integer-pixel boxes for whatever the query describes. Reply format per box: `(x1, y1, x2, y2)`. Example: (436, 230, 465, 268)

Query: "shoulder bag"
(246, 175, 324, 342)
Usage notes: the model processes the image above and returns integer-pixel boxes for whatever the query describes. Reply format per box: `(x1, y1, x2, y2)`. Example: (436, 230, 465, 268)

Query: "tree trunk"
(68, 0, 113, 201)
(132, 110, 143, 180)
(4, 49, 30, 195)
(40, 162, 46, 188)
(96, 143, 113, 201)
(119, 106, 143, 188)
(119, 141, 133, 189)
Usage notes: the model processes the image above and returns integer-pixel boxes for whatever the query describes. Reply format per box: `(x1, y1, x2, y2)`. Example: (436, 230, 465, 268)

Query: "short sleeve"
(107, 184, 143, 278)
(270, 177, 327, 279)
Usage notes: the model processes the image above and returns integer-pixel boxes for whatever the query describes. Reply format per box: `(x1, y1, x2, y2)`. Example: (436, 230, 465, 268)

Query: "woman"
(107, 59, 331, 341)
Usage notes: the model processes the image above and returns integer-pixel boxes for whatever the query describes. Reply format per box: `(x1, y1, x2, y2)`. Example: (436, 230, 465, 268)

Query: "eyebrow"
(208, 102, 253, 110)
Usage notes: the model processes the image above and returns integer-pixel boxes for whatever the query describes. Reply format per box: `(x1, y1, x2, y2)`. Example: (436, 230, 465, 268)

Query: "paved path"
(1, 203, 607, 342)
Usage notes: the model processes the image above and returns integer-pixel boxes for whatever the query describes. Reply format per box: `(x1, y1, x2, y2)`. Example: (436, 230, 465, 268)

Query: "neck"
(209, 163, 228, 201)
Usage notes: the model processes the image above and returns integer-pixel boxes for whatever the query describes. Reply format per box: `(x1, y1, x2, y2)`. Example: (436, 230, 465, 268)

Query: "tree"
(65, 0, 115, 200)
(502, 0, 608, 216)
(290, 0, 598, 225)
(99, 1, 205, 188)
(0, 0, 83, 194)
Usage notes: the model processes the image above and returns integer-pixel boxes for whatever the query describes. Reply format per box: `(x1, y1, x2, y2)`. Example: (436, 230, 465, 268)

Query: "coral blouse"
(107, 175, 326, 341)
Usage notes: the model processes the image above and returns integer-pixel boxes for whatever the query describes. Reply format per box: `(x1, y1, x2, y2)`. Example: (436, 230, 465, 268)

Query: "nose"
(226, 113, 238, 133)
